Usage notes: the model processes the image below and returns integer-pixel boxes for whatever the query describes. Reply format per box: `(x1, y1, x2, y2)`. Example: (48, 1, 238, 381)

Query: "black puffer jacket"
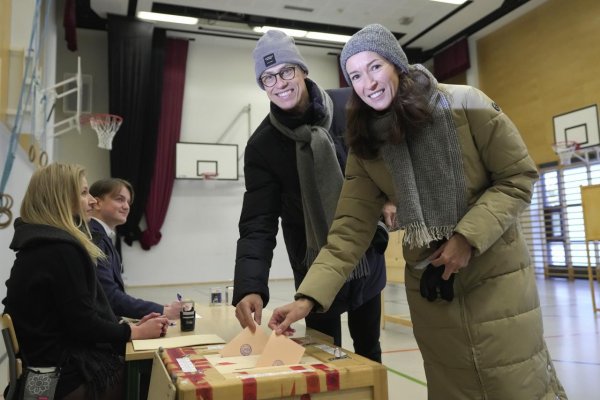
(3, 218, 130, 397)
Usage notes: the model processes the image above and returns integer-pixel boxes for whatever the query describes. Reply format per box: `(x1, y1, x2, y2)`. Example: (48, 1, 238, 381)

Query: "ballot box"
(148, 339, 388, 400)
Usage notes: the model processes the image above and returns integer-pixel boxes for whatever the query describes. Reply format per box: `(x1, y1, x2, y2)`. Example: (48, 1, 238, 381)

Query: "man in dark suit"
(89, 178, 182, 320)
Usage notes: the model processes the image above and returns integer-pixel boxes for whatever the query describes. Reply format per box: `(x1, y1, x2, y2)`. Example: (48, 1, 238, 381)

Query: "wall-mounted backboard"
(553, 104, 600, 148)
(62, 73, 92, 114)
(175, 142, 238, 180)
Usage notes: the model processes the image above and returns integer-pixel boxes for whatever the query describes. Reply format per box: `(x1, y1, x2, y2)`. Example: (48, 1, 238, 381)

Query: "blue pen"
(177, 293, 182, 301)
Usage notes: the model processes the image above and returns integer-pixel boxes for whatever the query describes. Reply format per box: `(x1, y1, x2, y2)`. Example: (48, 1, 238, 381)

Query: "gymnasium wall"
(2, 0, 599, 289)
(54, 29, 341, 286)
(477, 0, 600, 165)
(0, 0, 10, 120)
(0, 0, 48, 301)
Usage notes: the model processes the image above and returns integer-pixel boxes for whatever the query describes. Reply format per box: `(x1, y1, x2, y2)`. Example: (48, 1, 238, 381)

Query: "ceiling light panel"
(430, 0, 468, 4)
(137, 11, 198, 25)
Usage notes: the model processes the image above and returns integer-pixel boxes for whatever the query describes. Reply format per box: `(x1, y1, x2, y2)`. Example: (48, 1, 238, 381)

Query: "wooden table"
(125, 303, 332, 399)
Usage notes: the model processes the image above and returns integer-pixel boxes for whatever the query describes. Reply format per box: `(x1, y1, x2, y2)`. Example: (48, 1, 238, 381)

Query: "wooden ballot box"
(149, 341, 388, 400)
(127, 304, 337, 400)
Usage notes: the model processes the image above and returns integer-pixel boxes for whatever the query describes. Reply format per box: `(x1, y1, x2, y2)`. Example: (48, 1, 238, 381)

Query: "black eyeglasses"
(260, 66, 296, 87)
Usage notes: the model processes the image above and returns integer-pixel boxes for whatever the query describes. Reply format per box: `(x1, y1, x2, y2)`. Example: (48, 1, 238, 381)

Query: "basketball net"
(88, 114, 123, 150)
(552, 141, 578, 166)
(200, 172, 218, 188)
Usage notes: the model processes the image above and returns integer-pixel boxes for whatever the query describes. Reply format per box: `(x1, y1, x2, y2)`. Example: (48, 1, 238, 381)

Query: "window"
(521, 153, 600, 279)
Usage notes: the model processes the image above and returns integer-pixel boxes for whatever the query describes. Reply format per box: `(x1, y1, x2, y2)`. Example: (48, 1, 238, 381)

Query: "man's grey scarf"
(377, 65, 468, 248)
(270, 82, 369, 279)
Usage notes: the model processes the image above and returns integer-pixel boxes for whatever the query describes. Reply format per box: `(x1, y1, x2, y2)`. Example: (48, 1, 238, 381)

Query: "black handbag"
(19, 366, 60, 400)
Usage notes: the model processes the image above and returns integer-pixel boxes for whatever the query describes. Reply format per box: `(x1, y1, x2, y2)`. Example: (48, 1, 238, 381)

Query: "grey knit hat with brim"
(253, 30, 309, 90)
(340, 24, 409, 85)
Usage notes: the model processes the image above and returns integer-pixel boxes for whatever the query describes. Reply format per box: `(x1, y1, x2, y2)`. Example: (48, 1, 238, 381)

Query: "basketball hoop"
(86, 114, 123, 150)
(552, 140, 579, 166)
(200, 172, 218, 180)
(199, 172, 218, 189)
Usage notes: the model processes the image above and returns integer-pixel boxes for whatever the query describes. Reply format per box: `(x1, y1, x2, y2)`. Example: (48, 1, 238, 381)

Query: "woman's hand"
(137, 312, 162, 325)
(429, 233, 473, 280)
(382, 200, 397, 230)
(268, 298, 315, 336)
(130, 314, 169, 340)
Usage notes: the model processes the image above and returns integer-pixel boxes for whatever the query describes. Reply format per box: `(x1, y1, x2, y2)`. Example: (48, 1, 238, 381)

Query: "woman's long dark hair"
(346, 68, 434, 159)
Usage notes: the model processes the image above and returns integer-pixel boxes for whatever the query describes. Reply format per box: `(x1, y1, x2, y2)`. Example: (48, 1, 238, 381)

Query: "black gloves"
(419, 264, 455, 302)
(371, 221, 389, 254)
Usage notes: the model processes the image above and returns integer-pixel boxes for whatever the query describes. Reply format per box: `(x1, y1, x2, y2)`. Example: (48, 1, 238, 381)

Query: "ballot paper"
(205, 353, 322, 375)
(255, 331, 305, 368)
(220, 326, 269, 357)
(132, 334, 225, 351)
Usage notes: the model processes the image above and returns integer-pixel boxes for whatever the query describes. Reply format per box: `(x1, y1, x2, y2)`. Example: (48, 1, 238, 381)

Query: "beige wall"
(477, 0, 600, 165)
(54, 28, 110, 183)
(0, 0, 11, 121)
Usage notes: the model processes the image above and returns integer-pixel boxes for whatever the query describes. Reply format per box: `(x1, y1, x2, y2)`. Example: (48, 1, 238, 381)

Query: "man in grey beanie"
(252, 30, 309, 89)
(233, 29, 389, 363)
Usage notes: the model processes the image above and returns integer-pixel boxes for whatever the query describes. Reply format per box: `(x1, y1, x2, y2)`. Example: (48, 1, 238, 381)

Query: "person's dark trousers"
(348, 292, 382, 363)
(294, 269, 346, 347)
(293, 268, 381, 361)
(304, 310, 343, 346)
(304, 293, 382, 363)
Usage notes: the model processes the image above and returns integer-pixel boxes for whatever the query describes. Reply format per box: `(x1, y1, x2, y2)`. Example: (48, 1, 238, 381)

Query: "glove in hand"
(371, 221, 389, 254)
(419, 264, 455, 302)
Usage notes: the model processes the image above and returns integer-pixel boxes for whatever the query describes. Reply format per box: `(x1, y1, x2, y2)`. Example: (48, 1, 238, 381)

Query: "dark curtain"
(337, 55, 348, 88)
(140, 39, 189, 250)
(433, 37, 470, 81)
(107, 16, 166, 245)
(63, 0, 77, 51)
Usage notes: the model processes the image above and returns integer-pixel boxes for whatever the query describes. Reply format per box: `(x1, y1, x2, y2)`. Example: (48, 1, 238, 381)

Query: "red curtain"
(140, 38, 189, 250)
(433, 37, 470, 81)
(63, 0, 77, 51)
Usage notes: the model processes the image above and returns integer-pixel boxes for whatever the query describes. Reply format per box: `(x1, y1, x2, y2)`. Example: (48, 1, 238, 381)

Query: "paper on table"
(220, 326, 269, 357)
(132, 334, 225, 351)
(255, 331, 305, 368)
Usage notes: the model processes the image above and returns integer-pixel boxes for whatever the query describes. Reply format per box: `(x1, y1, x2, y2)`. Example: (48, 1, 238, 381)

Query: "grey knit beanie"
(340, 24, 408, 85)
(253, 30, 309, 89)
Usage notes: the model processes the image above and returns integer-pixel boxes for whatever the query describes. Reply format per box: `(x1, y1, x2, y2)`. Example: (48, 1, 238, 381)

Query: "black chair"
(2, 313, 22, 400)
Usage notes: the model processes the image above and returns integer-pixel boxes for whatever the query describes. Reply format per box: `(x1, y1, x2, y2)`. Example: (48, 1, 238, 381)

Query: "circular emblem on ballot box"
(240, 344, 252, 356)
(272, 359, 284, 366)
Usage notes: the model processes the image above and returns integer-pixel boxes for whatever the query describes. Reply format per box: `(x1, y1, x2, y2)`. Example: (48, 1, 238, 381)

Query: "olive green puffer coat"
(297, 84, 567, 399)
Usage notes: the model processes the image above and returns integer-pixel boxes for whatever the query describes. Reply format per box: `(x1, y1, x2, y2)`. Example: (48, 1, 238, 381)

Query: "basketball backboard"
(175, 142, 238, 180)
(553, 104, 600, 149)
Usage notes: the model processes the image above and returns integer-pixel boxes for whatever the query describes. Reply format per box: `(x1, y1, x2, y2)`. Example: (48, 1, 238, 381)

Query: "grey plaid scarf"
(270, 82, 369, 279)
(377, 65, 468, 248)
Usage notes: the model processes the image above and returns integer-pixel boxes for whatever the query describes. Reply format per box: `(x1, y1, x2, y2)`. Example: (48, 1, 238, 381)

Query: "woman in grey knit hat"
(270, 24, 567, 400)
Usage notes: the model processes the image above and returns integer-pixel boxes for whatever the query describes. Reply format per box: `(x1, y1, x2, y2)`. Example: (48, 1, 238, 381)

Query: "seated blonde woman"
(2, 163, 168, 400)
